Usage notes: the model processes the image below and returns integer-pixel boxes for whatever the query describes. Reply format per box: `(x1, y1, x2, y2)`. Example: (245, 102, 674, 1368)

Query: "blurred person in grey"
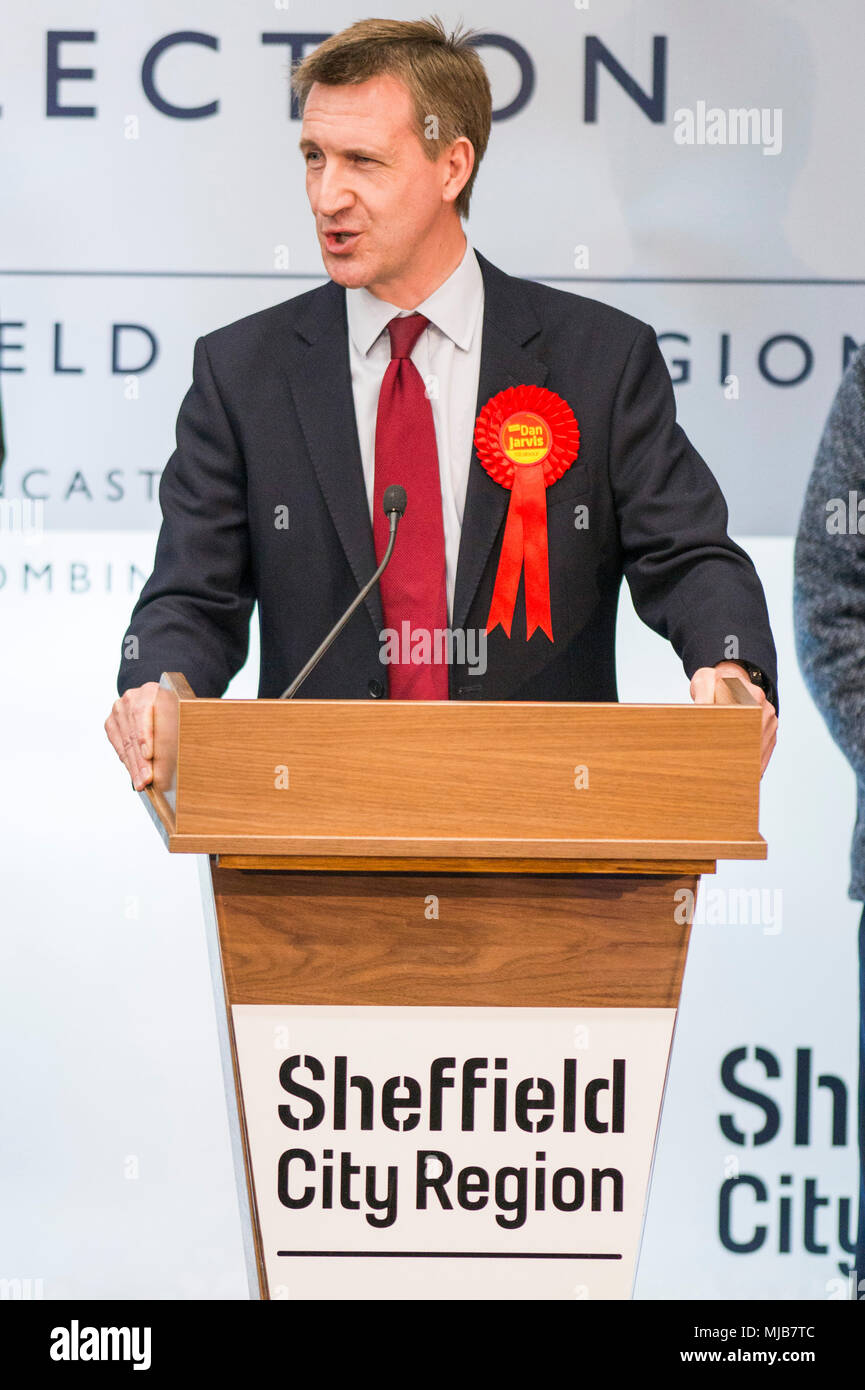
(794, 344, 865, 1292)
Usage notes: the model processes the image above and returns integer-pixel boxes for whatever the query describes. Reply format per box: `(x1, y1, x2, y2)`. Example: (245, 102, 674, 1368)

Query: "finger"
(128, 694, 155, 782)
(690, 667, 716, 704)
(126, 708, 154, 789)
(118, 705, 146, 787)
(112, 698, 148, 788)
(137, 698, 154, 762)
(105, 703, 139, 779)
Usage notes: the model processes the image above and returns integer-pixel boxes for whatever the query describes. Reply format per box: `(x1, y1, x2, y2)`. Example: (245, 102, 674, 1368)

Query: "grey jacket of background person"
(794, 345, 865, 901)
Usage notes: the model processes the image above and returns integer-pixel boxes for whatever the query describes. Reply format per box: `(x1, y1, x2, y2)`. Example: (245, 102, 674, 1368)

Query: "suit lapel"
(453, 251, 549, 633)
(283, 280, 384, 634)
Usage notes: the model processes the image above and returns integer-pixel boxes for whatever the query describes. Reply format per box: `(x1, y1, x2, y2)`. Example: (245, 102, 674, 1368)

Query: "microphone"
(279, 484, 407, 699)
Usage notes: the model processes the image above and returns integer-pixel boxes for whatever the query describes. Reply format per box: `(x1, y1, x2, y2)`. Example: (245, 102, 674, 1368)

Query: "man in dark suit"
(106, 15, 778, 788)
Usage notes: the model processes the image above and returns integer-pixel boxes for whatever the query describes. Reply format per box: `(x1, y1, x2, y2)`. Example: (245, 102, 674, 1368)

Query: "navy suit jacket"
(117, 250, 778, 707)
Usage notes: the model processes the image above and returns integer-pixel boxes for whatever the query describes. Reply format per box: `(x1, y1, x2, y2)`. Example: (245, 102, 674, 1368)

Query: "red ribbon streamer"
(487, 462, 552, 640)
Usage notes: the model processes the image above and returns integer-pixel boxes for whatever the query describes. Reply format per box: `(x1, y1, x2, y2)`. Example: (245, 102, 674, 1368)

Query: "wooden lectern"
(142, 672, 764, 1302)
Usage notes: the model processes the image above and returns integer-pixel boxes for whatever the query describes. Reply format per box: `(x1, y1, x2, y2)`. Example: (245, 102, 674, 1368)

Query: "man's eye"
(304, 151, 375, 165)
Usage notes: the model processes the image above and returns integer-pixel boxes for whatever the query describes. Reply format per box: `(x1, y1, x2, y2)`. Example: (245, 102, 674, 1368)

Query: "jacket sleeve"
(116, 336, 255, 697)
(793, 349, 865, 777)
(608, 323, 779, 710)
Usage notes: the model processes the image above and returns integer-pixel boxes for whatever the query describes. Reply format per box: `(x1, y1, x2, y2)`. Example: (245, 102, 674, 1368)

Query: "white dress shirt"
(345, 240, 485, 621)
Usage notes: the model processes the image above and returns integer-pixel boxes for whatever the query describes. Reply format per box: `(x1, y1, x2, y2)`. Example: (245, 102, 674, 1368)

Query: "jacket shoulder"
(477, 251, 651, 351)
(530, 280, 649, 345)
(198, 278, 340, 361)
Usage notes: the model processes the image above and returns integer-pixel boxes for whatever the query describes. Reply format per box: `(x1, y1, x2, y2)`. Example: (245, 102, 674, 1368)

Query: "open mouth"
(325, 230, 361, 251)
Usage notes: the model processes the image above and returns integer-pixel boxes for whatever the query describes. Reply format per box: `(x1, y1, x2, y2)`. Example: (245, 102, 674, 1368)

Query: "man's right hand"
(105, 682, 161, 791)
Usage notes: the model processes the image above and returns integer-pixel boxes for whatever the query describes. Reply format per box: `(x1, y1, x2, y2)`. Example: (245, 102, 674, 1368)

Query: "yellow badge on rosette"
(474, 385, 580, 639)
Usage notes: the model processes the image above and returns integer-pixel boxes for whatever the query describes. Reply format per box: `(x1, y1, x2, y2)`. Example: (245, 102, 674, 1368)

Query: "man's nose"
(314, 161, 355, 217)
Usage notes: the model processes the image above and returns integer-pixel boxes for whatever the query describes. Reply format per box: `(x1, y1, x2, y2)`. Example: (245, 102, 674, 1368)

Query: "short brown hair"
(291, 16, 492, 219)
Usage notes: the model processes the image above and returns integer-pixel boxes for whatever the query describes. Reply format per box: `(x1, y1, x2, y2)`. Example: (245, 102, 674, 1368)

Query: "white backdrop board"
(0, 1, 862, 1300)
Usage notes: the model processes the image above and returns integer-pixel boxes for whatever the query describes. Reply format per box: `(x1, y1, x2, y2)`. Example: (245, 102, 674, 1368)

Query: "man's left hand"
(690, 661, 778, 777)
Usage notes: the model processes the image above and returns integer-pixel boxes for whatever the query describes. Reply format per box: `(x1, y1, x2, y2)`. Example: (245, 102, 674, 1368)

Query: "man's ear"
(442, 136, 474, 206)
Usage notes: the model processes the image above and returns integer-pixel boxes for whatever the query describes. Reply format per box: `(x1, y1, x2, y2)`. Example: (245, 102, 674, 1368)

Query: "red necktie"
(373, 313, 448, 699)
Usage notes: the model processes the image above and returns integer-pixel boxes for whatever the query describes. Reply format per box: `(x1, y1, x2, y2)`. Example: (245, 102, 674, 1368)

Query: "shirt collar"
(346, 240, 483, 358)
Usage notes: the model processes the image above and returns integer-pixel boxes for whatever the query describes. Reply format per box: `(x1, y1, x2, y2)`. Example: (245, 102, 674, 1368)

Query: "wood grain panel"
(215, 855, 717, 875)
(173, 699, 760, 846)
(162, 831, 763, 858)
(141, 677, 764, 864)
(211, 867, 695, 1009)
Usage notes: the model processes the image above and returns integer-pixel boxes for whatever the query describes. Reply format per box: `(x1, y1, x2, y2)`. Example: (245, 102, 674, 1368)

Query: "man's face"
(300, 74, 459, 298)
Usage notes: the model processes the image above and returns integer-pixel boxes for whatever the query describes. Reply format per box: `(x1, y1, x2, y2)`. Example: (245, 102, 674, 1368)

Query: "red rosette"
(474, 386, 580, 640)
